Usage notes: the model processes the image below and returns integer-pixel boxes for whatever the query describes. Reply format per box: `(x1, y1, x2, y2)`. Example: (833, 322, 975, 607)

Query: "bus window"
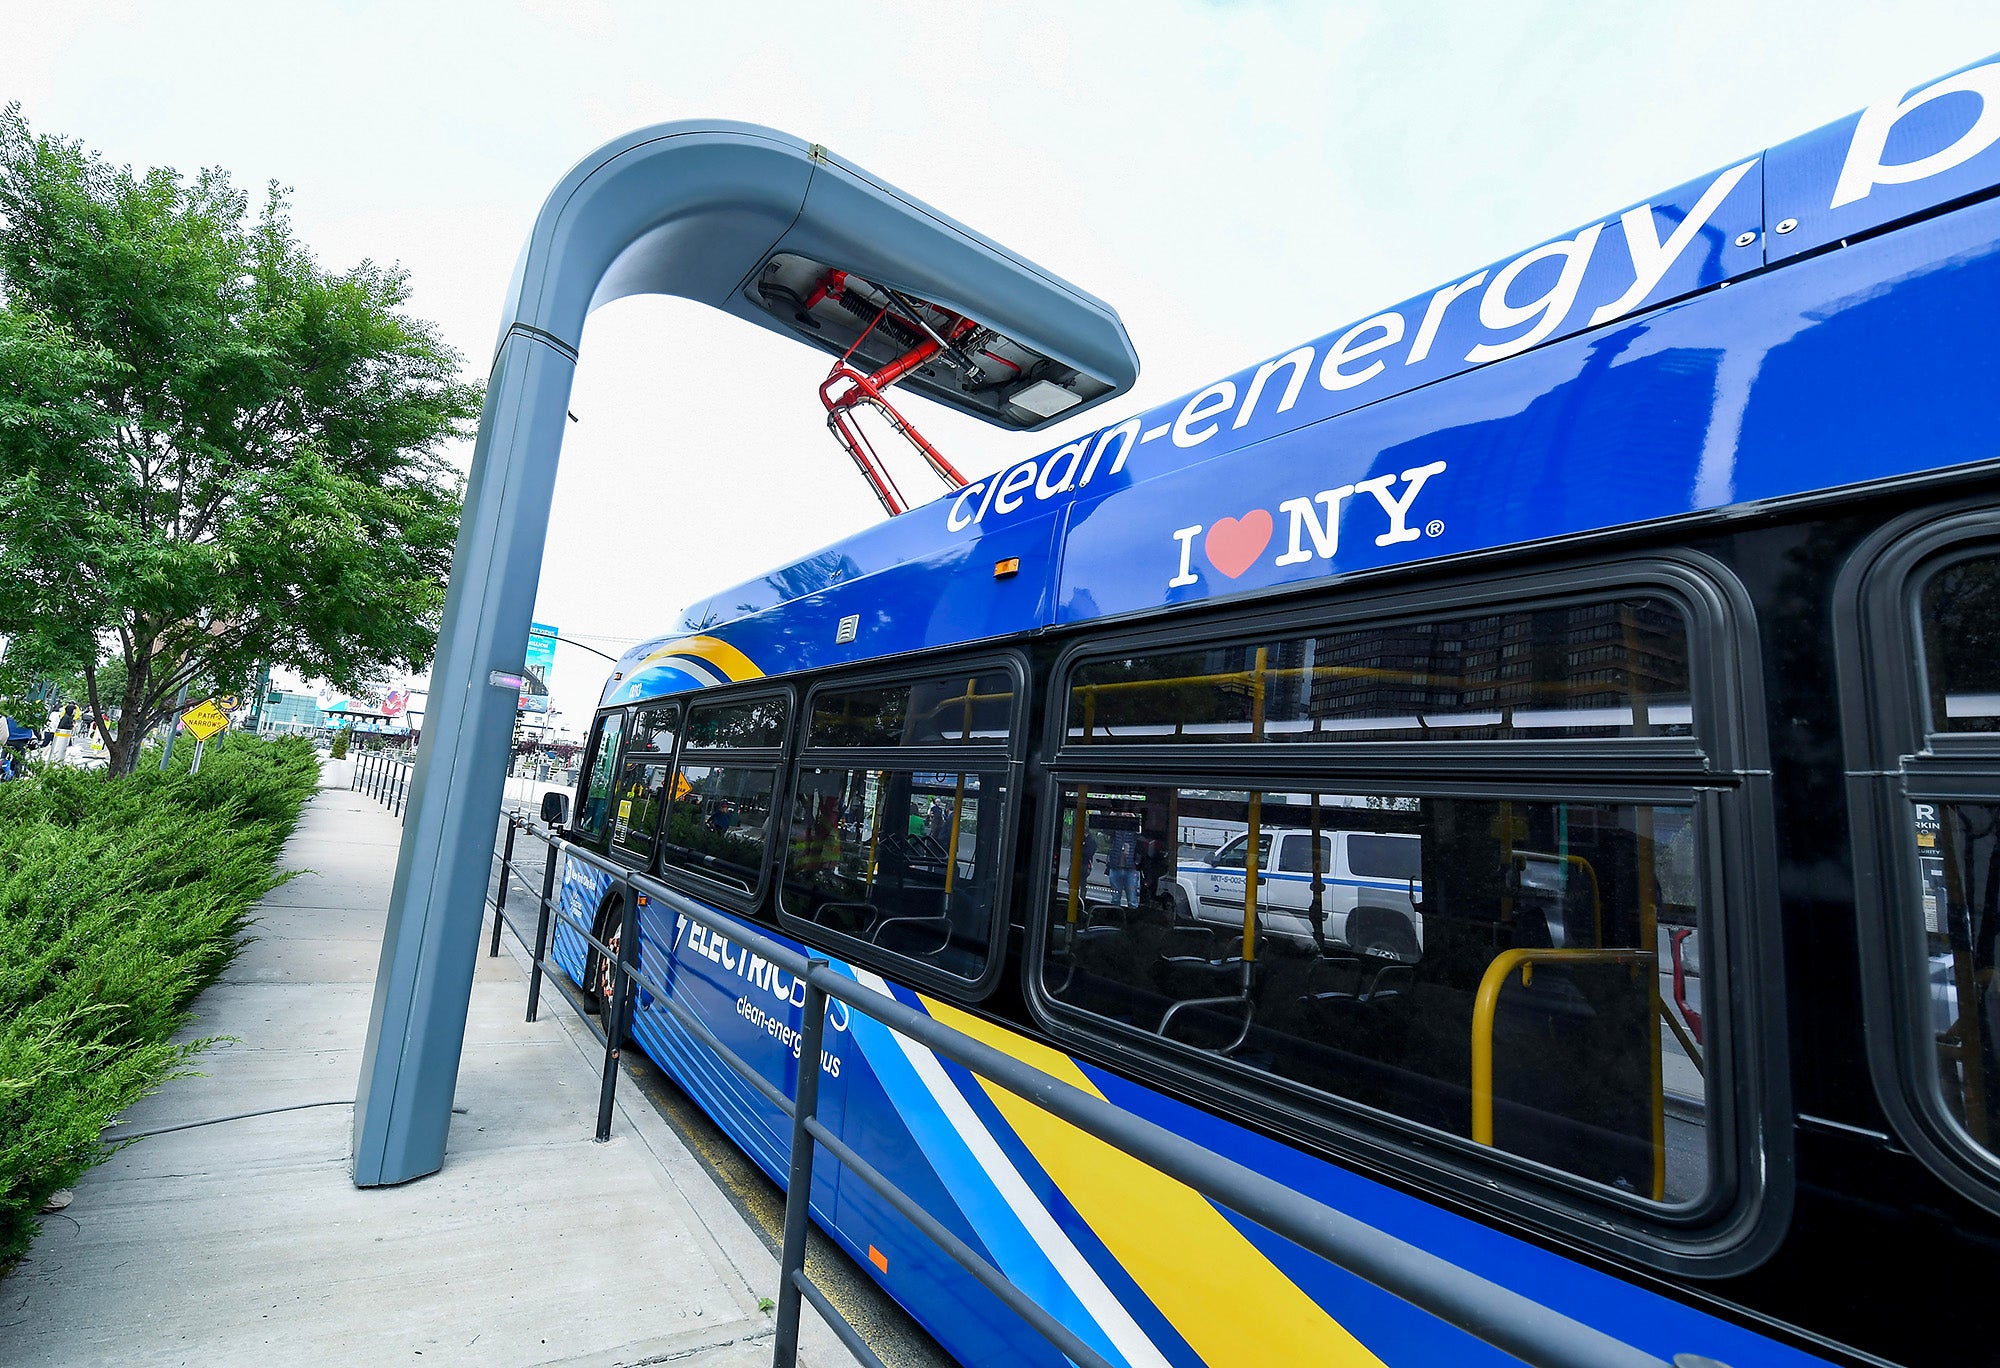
(782, 767, 1006, 982)
(660, 764, 779, 896)
(575, 711, 625, 843)
(656, 694, 790, 903)
(629, 704, 681, 756)
(1914, 553, 2000, 1154)
(1921, 553, 2000, 734)
(1043, 785, 1708, 1205)
(1067, 596, 1692, 744)
(809, 673, 1015, 747)
(609, 704, 681, 863)
(684, 697, 788, 750)
(784, 665, 1017, 985)
(1918, 803, 2000, 1153)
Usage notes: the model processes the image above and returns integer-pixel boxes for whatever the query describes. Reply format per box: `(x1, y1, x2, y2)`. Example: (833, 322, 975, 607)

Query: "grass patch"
(0, 732, 320, 1268)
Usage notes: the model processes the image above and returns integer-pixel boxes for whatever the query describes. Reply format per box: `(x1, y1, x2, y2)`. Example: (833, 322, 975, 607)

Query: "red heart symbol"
(1203, 509, 1273, 579)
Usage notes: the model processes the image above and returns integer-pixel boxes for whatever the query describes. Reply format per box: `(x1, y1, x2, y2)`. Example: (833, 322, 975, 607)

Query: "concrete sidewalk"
(0, 776, 855, 1367)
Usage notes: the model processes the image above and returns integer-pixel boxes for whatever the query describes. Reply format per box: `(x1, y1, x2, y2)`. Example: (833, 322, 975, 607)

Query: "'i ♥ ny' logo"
(1168, 461, 1447, 589)
(1201, 511, 1273, 578)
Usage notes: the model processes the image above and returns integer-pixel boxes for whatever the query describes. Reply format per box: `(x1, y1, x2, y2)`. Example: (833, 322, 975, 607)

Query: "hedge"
(0, 732, 320, 1268)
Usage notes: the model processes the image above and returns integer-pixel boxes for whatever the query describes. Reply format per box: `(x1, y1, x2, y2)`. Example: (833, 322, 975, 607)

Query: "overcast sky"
(5, 2, 1999, 734)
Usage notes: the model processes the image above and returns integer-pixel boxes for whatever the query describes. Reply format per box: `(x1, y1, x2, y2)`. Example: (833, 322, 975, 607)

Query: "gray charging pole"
(352, 123, 1135, 1187)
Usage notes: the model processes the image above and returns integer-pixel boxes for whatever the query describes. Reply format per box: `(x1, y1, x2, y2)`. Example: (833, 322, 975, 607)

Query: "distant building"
(260, 690, 329, 734)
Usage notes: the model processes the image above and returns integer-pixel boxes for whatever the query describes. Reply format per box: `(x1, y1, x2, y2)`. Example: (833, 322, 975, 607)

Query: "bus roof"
(604, 53, 2000, 708)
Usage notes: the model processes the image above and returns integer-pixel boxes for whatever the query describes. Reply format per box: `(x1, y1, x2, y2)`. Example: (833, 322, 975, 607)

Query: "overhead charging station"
(352, 123, 1139, 1187)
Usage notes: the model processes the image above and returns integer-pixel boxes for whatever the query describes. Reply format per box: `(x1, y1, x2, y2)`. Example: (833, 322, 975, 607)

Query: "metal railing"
(481, 816, 1710, 1368)
(350, 750, 414, 822)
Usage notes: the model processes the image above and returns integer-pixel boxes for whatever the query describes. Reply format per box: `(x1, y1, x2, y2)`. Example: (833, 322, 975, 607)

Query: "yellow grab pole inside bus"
(1066, 789, 1091, 932)
(866, 769, 889, 890)
(944, 678, 973, 896)
(1636, 805, 1667, 1201)
(1066, 689, 1097, 932)
(1241, 648, 1268, 966)
(1471, 948, 1658, 1148)
(1309, 791, 1325, 949)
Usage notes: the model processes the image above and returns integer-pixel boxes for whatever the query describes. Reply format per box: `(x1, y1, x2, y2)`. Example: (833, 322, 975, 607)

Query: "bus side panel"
(549, 853, 609, 988)
(550, 865, 1834, 1365)
(923, 994, 1839, 1368)
(830, 984, 1102, 1368)
(1050, 194, 2000, 626)
(627, 910, 1086, 1368)
(628, 903, 846, 1209)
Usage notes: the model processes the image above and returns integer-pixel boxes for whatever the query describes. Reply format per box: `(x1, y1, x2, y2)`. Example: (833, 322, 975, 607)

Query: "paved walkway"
(0, 773, 856, 1368)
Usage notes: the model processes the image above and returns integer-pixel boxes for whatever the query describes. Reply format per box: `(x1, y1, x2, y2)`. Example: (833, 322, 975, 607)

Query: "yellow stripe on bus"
(638, 634, 764, 682)
(922, 997, 1384, 1368)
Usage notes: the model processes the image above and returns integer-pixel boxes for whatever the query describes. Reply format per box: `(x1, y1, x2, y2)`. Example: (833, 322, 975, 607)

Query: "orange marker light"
(993, 557, 1020, 578)
(867, 1245, 889, 1272)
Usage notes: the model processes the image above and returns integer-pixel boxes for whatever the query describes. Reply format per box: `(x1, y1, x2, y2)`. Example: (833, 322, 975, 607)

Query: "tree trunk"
(104, 653, 154, 778)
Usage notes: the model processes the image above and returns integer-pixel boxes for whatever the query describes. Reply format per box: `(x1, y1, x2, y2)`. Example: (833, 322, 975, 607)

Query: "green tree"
(0, 107, 477, 774)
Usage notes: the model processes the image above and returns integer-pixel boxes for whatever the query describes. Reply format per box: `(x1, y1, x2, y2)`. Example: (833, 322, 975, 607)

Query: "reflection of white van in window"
(1171, 829, 1422, 961)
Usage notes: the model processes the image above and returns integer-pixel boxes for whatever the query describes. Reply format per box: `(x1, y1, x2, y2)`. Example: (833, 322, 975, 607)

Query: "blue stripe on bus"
(1084, 1065, 1833, 1366)
(843, 997, 1129, 1368)
(942, 1049, 1207, 1368)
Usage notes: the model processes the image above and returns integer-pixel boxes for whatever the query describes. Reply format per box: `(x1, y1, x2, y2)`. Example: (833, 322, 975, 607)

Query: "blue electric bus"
(545, 54, 2000, 1368)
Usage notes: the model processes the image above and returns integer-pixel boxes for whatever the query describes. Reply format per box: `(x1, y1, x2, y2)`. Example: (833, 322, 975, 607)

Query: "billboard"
(521, 622, 558, 712)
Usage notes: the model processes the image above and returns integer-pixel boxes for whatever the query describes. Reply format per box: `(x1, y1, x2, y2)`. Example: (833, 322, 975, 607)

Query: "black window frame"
(1061, 593, 1709, 766)
(1837, 502, 2000, 1219)
(572, 708, 627, 852)
(654, 684, 795, 914)
(778, 653, 1027, 1000)
(607, 700, 685, 867)
(1023, 553, 1789, 1279)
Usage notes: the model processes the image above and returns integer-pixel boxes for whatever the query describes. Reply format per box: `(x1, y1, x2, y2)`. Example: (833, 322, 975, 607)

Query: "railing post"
(527, 837, 558, 1022)
(490, 817, 517, 957)
(771, 959, 830, 1368)
(595, 887, 641, 1143)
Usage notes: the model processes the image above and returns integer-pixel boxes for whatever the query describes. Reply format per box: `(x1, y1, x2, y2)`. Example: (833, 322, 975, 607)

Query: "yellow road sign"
(183, 699, 230, 741)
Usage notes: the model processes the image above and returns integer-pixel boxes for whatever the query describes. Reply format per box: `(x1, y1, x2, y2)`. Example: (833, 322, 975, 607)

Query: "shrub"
(328, 729, 349, 760)
(0, 732, 320, 1268)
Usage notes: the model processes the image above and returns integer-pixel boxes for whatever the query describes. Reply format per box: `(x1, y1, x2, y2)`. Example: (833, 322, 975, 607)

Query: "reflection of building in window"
(1071, 594, 1693, 743)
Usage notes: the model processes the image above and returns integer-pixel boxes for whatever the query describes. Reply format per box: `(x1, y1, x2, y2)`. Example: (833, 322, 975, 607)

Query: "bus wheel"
(584, 895, 624, 1015)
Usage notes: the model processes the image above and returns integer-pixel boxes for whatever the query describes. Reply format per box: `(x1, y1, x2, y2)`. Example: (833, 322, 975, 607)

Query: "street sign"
(183, 699, 230, 741)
